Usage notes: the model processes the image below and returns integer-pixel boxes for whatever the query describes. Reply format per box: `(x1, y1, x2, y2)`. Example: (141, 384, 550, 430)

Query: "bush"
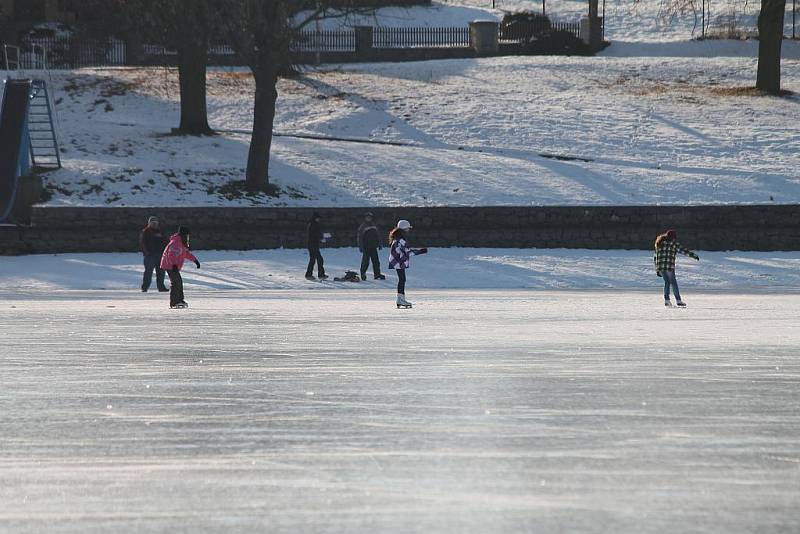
(501, 11, 552, 41)
(524, 30, 591, 56)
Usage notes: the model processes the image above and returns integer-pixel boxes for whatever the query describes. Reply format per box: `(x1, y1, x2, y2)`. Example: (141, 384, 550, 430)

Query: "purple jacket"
(389, 238, 415, 270)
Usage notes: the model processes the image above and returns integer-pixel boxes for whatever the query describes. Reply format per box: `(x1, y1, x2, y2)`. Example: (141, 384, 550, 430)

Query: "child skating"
(160, 226, 201, 309)
(654, 229, 699, 307)
(388, 219, 427, 309)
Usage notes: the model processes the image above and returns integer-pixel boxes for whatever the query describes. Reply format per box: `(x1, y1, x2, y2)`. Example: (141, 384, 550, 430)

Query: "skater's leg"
(370, 248, 381, 277)
(156, 266, 167, 291)
(360, 251, 370, 278)
(669, 271, 682, 302)
(306, 248, 316, 277)
(664, 270, 682, 302)
(175, 269, 185, 304)
(142, 256, 156, 291)
(316, 249, 325, 277)
(167, 268, 181, 307)
(397, 269, 406, 294)
(663, 271, 671, 299)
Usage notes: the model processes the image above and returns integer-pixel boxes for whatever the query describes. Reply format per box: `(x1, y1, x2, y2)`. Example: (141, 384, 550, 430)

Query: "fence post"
(354, 26, 373, 58)
(579, 17, 602, 50)
(469, 20, 499, 56)
(124, 33, 143, 66)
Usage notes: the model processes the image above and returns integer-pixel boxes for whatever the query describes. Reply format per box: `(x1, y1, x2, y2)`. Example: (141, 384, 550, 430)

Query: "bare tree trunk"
(245, 70, 279, 191)
(756, 0, 787, 94)
(176, 40, 212, 135)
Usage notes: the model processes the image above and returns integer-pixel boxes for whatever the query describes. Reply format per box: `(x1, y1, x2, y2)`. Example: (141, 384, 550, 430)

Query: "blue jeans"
(662, 269, 682, 301)
(142, 255, 166, 291)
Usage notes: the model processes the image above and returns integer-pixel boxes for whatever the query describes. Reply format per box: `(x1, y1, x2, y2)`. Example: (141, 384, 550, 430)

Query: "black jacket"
(357, 222, 381, 251)
(307, 219, 323, 249)
(140, 226, 166, 256)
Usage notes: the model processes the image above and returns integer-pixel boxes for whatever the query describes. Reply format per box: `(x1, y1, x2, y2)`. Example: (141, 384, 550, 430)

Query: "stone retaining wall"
(1, 205, 798, 255)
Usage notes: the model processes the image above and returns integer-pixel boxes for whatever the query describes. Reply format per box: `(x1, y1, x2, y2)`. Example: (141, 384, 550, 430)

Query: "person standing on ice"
(139, 216, 168, 293)
(388, 219, 427, 308)
(160, 226, 200, 309)
(654, 229, 699, 307)
(357, 211, 385, 281)
(305, 212, 328, 280)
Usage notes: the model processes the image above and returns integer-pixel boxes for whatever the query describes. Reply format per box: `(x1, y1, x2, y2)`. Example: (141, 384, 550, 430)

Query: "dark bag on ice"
(334, 270, 361, 282)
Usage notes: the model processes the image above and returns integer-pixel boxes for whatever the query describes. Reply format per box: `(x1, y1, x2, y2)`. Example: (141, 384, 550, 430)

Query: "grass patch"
(214, 180, 282, 201)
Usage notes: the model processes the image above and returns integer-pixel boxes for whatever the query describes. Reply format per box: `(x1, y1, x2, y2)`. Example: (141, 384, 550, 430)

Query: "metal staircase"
(3, 44, 61, 171)
(28, 80, 61, 170)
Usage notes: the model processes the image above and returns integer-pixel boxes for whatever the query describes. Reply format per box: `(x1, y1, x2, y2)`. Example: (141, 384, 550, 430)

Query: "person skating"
(305, 212, 328, 280)
(388, 219, 427, 308)
(139, 216, 169, 293)
(160, 226, 200, 309)
(654, 229, 699, 307)
(357, 211, 385, 281)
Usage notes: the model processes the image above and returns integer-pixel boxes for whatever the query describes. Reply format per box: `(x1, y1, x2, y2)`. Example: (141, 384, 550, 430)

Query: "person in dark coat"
(139, 216, 168, 292)
(305, 212, 328, 280)
(357, 212, 385, 281)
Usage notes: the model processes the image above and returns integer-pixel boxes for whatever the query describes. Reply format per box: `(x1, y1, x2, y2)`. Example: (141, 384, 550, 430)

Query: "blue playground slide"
(0, 79, 33, 223)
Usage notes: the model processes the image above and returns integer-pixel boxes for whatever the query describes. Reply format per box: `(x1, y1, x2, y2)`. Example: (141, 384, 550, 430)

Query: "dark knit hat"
(178, 226, 190, 237)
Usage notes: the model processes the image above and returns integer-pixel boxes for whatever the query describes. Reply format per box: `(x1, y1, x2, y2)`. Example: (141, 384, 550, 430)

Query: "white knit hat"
(397, 219, 412, 230)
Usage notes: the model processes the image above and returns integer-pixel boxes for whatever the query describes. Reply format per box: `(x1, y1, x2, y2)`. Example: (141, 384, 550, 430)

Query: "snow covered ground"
(315, 0, 796, 43)
(15, 43, 800, 208)
(2, 288, 799, 532)
(3, 248, 800, 291)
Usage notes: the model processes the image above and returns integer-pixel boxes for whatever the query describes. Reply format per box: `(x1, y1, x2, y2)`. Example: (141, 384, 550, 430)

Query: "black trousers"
(396, 269, 406, 294)
(360, 247, 382, 277)
(167, 268, 184, 307)
(142, 255, 166, 291)
(306, 247, 325, 276)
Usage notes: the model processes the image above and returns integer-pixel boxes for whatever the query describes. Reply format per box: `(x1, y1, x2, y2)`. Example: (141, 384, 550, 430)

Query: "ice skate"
(664, 298, 672, 307)
(676, 300, 687, 307)
(374, 274, 386, 280)
(305, 274, 316, 281)
(318, 274, 329, 280)
(396, 294, 412, 309)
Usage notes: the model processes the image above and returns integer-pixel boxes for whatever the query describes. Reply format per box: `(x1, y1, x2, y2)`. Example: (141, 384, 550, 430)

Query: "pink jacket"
(160, 233, 197, 271)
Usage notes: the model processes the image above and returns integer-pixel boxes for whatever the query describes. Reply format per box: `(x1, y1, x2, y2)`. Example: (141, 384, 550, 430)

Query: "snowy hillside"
(2, 248, 800, 291)
(317, 0, 798, 43)
(16, 40, 800, 207)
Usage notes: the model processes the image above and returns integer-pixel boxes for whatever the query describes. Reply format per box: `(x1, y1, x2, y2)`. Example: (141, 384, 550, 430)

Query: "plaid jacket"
(654, 239, 697, 273)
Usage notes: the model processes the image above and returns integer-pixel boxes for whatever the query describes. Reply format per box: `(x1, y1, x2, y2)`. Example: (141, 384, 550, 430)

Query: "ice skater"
(139, 215, 168, 293)
(357, 211, 385, 281)
(388, 219, 427, 309)
(160, 226, 200, 309)
(305, 212, 328, 280)
(654, 229, 699, 307)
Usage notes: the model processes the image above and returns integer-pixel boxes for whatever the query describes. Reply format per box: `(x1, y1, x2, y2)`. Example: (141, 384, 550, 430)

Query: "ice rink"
(1, 289, 799, 533)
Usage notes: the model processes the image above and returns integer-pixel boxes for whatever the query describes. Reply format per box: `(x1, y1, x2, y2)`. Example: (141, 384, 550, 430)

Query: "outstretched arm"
(678, 244, 699, 260)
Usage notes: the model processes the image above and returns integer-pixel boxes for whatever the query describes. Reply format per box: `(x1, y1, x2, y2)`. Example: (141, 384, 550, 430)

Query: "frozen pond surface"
(1, 289, 799, 533)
